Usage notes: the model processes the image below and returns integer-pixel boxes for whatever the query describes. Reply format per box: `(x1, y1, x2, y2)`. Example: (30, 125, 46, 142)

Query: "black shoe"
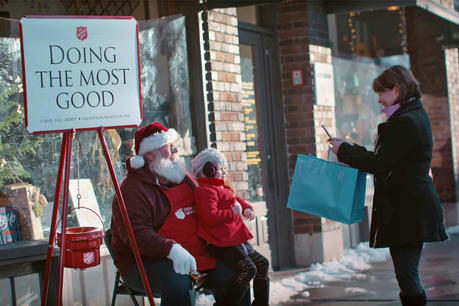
(252, 278, 270, 306)
(215, 283, 249, 306)
(399, 290, 427, 305)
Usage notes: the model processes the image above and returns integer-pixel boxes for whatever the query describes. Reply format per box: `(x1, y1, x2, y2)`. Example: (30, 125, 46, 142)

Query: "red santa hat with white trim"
(130, 122, 178, 169)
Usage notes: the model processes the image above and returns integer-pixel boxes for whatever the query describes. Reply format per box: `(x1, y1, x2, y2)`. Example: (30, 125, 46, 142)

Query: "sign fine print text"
(19, 16, 142, 134)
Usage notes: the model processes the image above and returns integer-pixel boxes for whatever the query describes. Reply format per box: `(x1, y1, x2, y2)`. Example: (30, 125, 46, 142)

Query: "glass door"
(239, 23, 294, 270)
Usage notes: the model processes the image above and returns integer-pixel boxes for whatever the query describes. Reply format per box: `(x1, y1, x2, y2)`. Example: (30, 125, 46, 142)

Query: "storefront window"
(0, 15, 195, 245)
(332, 54, 410, 202)
(333, 55, 410, 147)
(240, 45, 264, 202)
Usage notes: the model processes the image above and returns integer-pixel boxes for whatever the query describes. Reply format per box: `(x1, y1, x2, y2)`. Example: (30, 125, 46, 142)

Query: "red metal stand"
(40, 128, 155, 305)
(41, 131, 69, 306)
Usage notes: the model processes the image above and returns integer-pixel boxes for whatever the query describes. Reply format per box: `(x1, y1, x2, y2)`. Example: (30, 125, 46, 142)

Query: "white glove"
(232, 201, 242, 215)
(167, 243, 197, 275)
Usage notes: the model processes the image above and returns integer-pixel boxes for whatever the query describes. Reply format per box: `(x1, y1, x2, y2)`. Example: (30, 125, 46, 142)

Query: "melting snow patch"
(344, 287, 373, 294)
(269, 242, 389, 304)
(280, 277, 309, 291)
(270, 281, 304, 305)
(446, 225, 459, 235)
(197, 242, 390, 305)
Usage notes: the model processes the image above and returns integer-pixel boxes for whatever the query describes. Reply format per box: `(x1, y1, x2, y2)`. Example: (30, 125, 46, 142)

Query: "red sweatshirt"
(110, 160, 210, 275)
(194, 177, 253, 247)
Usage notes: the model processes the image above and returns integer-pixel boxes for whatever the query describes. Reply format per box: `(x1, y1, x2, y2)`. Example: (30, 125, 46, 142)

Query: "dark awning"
(201, 0, 281, 10)
(201, 0, 459, 46)
(324, 0, 459, 46)
(203, 0, 459, 26)
(324, 0, 459, 26)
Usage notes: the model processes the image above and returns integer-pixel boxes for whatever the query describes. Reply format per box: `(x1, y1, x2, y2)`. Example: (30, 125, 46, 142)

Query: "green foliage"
(0, 41, 43, 188)
(32, 202, 43, 217)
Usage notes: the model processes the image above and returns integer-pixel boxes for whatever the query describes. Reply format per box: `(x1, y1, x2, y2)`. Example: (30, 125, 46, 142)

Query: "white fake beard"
(149, 154, 186, 184)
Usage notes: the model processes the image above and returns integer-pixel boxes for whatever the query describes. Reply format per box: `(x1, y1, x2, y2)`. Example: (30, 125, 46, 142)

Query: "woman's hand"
(328, 138, 348, 155)
(243, 208, 255, 220)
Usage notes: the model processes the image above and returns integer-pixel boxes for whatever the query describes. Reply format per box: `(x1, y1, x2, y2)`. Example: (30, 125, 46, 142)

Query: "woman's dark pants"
(389, 243, 426, 305)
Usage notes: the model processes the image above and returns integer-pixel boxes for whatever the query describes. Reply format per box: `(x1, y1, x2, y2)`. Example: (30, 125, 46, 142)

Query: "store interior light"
(387, 6, 400, 11)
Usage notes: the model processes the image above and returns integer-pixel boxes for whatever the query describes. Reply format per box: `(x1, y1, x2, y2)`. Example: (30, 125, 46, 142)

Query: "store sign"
(19, 16, 142, 134)
(313, 62, 335, 106)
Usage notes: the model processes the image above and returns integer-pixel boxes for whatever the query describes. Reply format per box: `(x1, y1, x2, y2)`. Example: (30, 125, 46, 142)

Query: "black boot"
(214, 283, 249, 306)
(399, 290, 427, 305)
(252, 278, 270, 306)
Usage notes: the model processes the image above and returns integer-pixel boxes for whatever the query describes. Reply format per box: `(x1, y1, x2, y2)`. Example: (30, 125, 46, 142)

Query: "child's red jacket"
(195, 177, 253, 247)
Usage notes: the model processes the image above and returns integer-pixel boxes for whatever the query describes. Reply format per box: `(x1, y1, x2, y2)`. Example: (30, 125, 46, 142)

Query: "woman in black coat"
(329, 65, 447, 306)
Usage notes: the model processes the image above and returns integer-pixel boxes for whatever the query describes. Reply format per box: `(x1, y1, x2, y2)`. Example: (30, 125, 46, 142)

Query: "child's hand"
(232, 202, 242, 215)
(243, 208, 255, 220)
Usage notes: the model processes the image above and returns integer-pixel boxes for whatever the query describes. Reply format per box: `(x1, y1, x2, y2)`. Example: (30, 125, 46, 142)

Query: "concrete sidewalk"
(274, 232, 459, 305)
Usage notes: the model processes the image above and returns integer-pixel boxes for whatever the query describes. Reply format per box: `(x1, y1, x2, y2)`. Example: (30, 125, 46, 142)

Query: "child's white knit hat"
(191, 148, 228, 177)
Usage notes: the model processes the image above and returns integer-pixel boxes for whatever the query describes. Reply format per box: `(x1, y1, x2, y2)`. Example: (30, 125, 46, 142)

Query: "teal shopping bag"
(287, 154, 367, 224)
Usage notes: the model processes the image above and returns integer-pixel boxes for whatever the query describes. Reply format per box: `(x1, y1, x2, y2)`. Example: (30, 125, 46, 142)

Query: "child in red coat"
(191, 148, 270, 305)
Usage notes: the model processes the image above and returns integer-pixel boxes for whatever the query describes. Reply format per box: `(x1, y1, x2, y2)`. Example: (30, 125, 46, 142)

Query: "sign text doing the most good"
(19, 16, 142, 134)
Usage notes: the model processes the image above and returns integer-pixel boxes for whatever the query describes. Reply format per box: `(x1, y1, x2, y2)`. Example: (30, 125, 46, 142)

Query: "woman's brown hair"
(372, 65, 422, 105)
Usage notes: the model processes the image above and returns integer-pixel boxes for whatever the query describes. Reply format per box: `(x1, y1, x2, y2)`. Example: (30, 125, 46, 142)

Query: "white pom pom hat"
(191, 148, 227, 177)
(130, 122, 178, 169)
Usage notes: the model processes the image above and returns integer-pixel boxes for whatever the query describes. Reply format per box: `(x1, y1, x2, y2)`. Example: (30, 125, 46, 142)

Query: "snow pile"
(270, 278, 310, 305)
(446, 225, 459, 235)
(196, 242, 389, 305)
(344, 287, 375, 295)
(295, 242, 389, 285)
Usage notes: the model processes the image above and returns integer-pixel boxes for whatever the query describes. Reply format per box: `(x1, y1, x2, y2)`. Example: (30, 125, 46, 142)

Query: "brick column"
(445, 47, 459, 225)
(277, 0, 343, 266)
(2, 183, 45, 240)
(201, 8, 248, 197)
(406, 7, 456, 203)
(277, 1, 317, 238)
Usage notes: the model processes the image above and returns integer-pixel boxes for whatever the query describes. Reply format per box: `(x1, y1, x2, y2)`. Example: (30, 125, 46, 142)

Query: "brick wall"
(277, 1, 317, 234)
(201, 8, 249, 197)
(310, 45, 335, 160)
(1, 183, 44, 240)
(305, 0, 329, 47)
(277, 1, 339, 235)
(406, 7, 456, 202)
(445, 47, 459, 223)
(310, 45, 341, 235)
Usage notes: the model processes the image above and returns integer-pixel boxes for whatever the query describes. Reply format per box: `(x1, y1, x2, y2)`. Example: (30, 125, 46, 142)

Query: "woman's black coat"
(337, 99, 448, 248)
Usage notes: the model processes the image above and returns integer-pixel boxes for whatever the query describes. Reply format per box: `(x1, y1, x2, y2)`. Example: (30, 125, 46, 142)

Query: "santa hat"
(130, 122, 178, 169)
(191, 148, 227, 177)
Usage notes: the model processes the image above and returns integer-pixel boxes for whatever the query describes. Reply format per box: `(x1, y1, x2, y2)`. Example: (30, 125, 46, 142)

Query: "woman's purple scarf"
(381, 103, 401, 118)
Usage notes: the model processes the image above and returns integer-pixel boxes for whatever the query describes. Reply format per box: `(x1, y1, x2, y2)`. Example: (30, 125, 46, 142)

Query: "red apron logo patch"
(174, 206, 196, 220)
(83, 252, 94, 265)
(76, 26, 87, 41)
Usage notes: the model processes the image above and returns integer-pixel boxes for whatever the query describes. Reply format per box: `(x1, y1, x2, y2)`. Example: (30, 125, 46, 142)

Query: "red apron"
(158, 174, 217, 271)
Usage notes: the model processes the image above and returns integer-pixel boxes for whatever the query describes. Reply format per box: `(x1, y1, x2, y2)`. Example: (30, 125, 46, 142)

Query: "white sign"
(292, 69, 303, 86)
(19, 16, 142, 134)
(69, 179, 102, 228)
(313, 62, 335, 106)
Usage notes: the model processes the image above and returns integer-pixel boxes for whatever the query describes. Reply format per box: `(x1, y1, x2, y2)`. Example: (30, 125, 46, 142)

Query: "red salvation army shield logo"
(76, 26, 87, 41)
(83, 252, 95, 265)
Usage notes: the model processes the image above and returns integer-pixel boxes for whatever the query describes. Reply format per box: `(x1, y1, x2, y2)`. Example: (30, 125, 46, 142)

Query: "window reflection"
(332, 54, 410, 201)
(240, 45, 264, 202)
(0, 16, 194, 241)
(333, 55, 410, 147)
